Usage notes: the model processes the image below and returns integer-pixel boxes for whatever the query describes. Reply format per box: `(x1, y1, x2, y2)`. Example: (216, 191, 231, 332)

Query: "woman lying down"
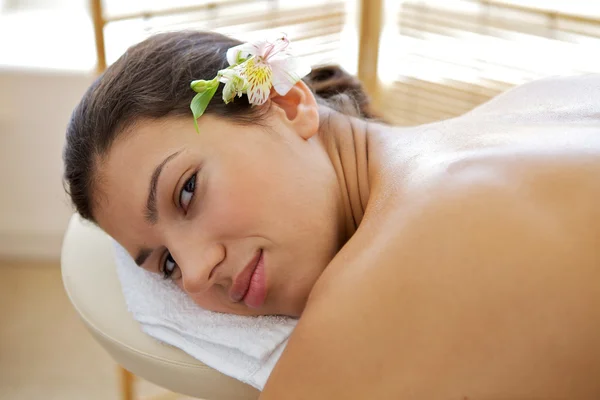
(63, 31, 600, 399)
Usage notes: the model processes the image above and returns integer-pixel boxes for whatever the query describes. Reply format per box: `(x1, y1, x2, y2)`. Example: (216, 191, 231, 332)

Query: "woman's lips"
(243, 251, 267, 309)
(230, 250, 267, 308)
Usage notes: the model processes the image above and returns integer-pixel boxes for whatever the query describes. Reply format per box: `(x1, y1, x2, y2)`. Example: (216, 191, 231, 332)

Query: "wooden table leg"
(119, 365, 135, 400)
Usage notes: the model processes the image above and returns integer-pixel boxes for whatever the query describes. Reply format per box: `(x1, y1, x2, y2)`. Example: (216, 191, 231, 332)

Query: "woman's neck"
(316, 108, 379, 241)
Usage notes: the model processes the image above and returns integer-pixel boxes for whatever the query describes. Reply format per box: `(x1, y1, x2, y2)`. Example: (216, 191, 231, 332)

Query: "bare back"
(260, 75, 600, 399)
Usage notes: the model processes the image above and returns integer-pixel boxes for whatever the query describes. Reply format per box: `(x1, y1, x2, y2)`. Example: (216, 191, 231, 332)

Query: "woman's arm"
(259, 166, 600, 399)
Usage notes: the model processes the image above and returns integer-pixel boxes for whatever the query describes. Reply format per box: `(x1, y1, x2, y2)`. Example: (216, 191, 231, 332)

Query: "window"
(96, 0, 359, 74)
(0, 0, 358, 72)
(378, 0, 600, 126)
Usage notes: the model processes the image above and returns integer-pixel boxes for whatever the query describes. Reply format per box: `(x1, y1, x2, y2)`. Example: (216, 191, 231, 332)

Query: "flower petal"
(240, 58, 273, 105)
(218, 67, 237, 83)
(270, 56, 312, 96)
(222, 81, 236, 103)
(247, 82, 271, 105)
(226, 42, 260, 66)
(251, 39, 276, 59)
(219, 68, 247, 104)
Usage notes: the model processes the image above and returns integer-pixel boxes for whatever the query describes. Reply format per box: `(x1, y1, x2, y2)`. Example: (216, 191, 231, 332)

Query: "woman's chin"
(275, 292, 309, 318)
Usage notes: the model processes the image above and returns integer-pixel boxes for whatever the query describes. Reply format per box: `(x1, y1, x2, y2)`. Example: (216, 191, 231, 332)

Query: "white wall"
(0, 68, 94, 260)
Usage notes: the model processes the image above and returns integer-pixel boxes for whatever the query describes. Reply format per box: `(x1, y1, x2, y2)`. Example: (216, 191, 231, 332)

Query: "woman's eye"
(161, 252, 179, 280)
(179, 173, 196, 212)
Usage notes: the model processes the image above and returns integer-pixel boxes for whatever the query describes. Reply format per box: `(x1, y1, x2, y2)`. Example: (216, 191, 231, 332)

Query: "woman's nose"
(172, 240, 226, 295)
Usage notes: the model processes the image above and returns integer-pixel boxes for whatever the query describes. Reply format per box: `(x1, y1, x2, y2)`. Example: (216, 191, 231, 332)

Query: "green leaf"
(190, 78, 219, 133)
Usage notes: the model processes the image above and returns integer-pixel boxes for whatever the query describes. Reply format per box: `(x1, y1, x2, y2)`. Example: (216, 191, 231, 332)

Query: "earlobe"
(270, 81, 319, 140)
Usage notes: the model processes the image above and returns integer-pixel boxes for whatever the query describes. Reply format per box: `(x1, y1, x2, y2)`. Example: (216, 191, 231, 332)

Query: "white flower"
(225, 35, 311, 105)
(189, 34, 312, 133)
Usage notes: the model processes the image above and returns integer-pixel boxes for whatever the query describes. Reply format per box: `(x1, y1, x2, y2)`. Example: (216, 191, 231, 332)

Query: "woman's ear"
(270, 80, 319, 140)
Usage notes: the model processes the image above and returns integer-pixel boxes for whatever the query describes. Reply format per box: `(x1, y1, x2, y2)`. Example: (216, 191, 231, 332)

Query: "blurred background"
(1, 0, 599, 399)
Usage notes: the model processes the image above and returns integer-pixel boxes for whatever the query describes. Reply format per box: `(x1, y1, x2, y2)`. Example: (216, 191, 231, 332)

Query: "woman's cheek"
(205, 176, 264, 232)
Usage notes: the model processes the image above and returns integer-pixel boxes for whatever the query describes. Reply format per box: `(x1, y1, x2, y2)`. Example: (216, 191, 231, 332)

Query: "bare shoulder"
(260, 157, 600, 399)
(466, 73, 600, 119)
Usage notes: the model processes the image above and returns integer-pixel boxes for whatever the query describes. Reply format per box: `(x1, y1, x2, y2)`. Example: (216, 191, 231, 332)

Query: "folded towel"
(112, 241, 297, 390)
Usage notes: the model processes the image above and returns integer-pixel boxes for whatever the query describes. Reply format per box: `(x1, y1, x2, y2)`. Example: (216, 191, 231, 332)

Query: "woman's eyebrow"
(135, 247, 152, 267)
(145, 150, 182, 224)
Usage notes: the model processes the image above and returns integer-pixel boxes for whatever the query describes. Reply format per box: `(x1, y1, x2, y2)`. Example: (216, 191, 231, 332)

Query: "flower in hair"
(190, 34, 311, 132)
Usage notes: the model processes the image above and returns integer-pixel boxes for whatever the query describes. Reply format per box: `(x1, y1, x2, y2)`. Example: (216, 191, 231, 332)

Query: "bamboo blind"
(92, 0, 357, 73)
(379, 0, 600, 126)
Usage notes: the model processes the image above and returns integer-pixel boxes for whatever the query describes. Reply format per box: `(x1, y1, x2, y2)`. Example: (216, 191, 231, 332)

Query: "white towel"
(112, 241, 297, 390)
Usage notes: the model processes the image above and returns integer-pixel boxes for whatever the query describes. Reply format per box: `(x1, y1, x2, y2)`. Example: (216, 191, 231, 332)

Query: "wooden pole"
(357, 0, 383, 102)
(90, 0, 107, 73)
(119, 366, 135, 400)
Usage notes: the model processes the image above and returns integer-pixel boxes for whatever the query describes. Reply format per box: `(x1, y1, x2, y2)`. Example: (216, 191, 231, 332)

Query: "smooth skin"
(96, 75, 600, 398)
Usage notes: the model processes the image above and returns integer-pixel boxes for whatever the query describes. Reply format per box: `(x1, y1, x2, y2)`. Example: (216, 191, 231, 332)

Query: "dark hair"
(63, 31, 376, 222)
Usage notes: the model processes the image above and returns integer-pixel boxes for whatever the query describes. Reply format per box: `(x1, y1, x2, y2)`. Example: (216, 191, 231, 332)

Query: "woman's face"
(95, 107, 343, 317)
